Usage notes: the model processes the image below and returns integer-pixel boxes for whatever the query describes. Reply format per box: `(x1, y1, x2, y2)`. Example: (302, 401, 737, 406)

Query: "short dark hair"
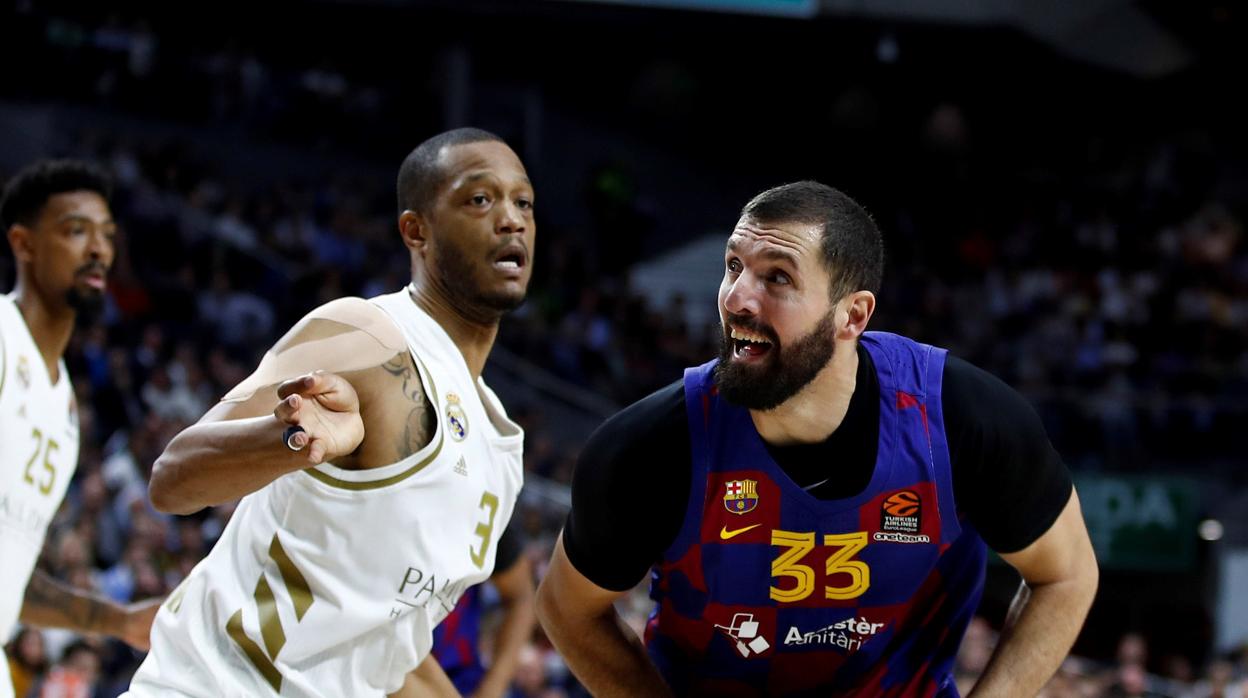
(0, 159, 113, 230)
(61, 639, 97, 660)
(741, 180, 883, 299)
(396, 128, 505, 216)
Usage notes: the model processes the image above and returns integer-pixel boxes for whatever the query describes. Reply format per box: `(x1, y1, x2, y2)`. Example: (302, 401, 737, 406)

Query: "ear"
(835, 290, 876, 341)
(398, 210, 430, 255)
(6, 224, 34, 264)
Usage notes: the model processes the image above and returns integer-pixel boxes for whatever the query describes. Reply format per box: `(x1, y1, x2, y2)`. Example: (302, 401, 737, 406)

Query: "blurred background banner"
(1075, 474, 1200, 572)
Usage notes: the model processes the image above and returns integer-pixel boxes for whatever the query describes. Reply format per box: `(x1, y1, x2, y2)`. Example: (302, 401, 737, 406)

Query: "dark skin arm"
(536, 535, 674, 698)
(968, 489, 1099, 697)
(20, 570, 161, 650)
(472, 555, 537, 698)
(388, 654, 462, 698)
(148, 300, 435, 515)
(148, 370, 367, 514)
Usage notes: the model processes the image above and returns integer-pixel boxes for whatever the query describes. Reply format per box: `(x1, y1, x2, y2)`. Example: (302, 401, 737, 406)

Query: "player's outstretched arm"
(536, 535, 674, 698)
(968, 488, 1099, 697)
(148, 370, 364, 514)
(474, 553, 536, 698)
(148, 298, 406, 515)
(20, 569, 162, 650)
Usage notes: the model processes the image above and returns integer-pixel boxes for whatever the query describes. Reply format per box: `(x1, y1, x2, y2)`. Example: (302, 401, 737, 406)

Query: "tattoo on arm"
(21, 569, 119, 634)
(382, 354, 419, 400)
(382, 353, 437, 457)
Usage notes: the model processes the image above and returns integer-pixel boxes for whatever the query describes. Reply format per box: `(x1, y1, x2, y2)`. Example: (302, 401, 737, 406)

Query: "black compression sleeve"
(944, 355, 1073, 553)
(562, 381, 691, 591)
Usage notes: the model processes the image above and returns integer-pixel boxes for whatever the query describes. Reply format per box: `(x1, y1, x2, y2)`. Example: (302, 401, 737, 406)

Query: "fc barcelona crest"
(445, 393, 468, 441)
(723, 479, 759, 515)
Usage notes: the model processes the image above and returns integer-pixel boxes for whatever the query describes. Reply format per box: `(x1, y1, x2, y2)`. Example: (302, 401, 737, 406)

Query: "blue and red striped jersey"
(431, 585, 485, 694)
(645, 331, 987, 697)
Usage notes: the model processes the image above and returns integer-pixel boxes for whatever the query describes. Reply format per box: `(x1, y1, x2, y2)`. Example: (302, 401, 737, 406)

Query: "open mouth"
(79, 271, 107, 290)
(729, 325, 774, 360)
(495, 252, 524, 271)
(492, 244, 527, 276)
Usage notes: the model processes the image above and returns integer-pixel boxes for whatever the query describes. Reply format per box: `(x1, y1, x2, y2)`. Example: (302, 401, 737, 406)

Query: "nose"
(722, 273, 760, 317)
(87, 228, 114, 264)
(496, 199, 527, 236)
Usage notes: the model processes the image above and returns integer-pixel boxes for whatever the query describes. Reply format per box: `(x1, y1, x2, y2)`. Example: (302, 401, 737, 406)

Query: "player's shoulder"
(219, 297, 410, 404)
(940, 352, 1056, 465)
(302, 297, 401, 337)
(0, 294, 18, 378)
(584, 380, 685, 457)
(0, 293, 18, 328)
(607, 380, 684, 432)
(941, 354, 1033, 418)
(277, 297, 406, 354)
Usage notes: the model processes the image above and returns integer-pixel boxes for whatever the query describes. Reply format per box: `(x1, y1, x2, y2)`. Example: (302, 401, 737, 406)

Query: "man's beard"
(714, 311, 836, 411)
(66, 263, 108, 320)
(435, 240, 526, 321)
(66, 287, 105, 319)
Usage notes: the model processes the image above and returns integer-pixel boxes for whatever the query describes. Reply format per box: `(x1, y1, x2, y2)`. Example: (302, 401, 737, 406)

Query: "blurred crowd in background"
(3, 1, 1247, 696)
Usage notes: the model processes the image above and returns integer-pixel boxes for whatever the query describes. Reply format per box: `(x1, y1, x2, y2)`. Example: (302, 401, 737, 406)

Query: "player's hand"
(274, 371, 366, 464)
(119, 597, 163, 651)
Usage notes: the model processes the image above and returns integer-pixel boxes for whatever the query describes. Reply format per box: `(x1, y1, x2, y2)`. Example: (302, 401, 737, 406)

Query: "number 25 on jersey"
(23, 427, 59, 496)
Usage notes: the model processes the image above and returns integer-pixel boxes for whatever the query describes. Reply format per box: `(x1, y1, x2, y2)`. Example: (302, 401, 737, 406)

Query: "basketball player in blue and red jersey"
(536, 181, 1098, 696)
(431, 524, 534, 697)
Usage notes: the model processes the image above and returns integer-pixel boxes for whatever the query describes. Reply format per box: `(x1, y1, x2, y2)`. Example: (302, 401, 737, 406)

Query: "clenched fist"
(274, 371, 366, 464)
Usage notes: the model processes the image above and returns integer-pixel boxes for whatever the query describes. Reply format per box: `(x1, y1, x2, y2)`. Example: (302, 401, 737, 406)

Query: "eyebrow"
(727, 237, 799, 267)
(459, 172, 533, 188)
(56, 213, 115, 227)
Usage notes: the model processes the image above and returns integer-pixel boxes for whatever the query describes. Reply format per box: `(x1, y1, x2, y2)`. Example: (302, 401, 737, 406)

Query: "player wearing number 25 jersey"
(125, 128, 534, 698)
(0, 294, 80, 660)
(2, 160, 159, 698)
(537, 181, 1099, 697)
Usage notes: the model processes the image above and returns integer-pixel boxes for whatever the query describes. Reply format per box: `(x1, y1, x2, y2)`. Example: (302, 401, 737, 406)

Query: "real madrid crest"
(445, 393, 468, 441)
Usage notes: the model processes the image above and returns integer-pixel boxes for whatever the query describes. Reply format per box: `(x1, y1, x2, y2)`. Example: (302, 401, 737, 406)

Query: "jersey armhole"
(669, 366, 712, 557)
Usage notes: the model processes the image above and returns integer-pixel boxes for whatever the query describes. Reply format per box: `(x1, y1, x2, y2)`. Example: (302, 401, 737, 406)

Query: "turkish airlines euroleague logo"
(880, 490, 921, 534)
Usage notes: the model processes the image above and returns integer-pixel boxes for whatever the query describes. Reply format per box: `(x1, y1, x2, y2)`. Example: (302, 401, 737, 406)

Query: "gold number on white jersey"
(22, 427, 59, 496)
(469, 491, 499, 569)
(227, 533, 315, 693)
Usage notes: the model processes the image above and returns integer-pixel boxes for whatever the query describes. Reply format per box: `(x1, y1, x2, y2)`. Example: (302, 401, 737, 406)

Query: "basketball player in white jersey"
(1, 160, 162, 698)
(126, 128, 534, 697)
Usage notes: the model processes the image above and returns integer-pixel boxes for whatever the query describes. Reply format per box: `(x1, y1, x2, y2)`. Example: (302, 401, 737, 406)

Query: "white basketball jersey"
(0, 652, 11, 698)
(0, 293, 79, 644)
(127, 291, 524, 697)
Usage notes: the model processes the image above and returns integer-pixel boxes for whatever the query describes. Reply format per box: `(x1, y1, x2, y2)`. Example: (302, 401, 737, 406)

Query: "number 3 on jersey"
(469, 491, 499, 569)
(770, 530, 870, 602)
